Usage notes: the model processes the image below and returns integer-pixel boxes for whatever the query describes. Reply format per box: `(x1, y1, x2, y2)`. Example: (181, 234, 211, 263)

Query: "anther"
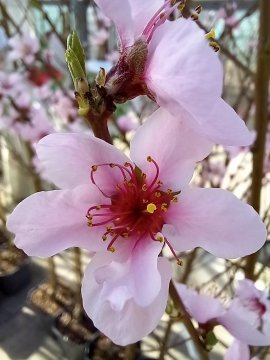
(122, 233, 129, 238)
(172, 196, 178, 203)
(177, 259, 183, 266)
(157, 181, 163, 187)
(108, 247, 115, 253)
(87, 221, 93, 227)
(209, 41, 220, 52)
(155, 192, 161, 197)
(195, 5, 202, 13)
(161, 203, 168, 212)
(142, 199, 149, 203)
(109, 163, 115, 168)
(91, 165, 98, 172)
(156, 235, 164, 243)
(86, 214, 93, 220)
(95, 205, 101, 210)
(191, 13, 199, 21)
(147, 156, 152, 162)
(166, 189, 173, 194)
(102, 235, 107, 241)
(106, 226, 112, 231)
(142, 184, 147, 191)
(205, 28, 215, 39)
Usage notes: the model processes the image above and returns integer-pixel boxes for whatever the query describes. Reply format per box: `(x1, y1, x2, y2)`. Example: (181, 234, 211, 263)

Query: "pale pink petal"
(224, 340, 250, 360)
(82, 251, 172, 345)
(7, 185, 109, 257)
(92, 238, 164, 308)
(146, 18, 222, 109)
(219, 302, 270, 346)
(130, 108, 212, 190)
(94, 0, 134, 48)
(36, 132, 129, 190)
(175, 283, 226, 324)
(236, 279, 264, 302)
(146, 19, 253, 146)
(162, 188, 266, 258)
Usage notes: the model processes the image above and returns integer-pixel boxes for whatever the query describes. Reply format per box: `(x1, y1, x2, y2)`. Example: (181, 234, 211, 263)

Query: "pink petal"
(224, 340, 250, 360)
(130, 108, 212, 190)
(6, 185, 109, 257)
(82, 251, 172, 345)
(36, 132, 129, 191)
(94, 0, 134, 48)
(162, 188, 266, 258)
(220, 302, 270, 346)
(146, 18, 222, 108)
(175, 283, 226, 324)
(146, 19, 253, 146)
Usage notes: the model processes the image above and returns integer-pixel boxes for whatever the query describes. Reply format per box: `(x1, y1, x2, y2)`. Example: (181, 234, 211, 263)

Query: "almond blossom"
(7, 109, 266, 345)
(96, 0, 253, 146)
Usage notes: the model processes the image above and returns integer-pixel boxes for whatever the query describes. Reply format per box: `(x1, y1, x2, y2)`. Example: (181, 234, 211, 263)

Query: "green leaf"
(28, 0, 42, 9)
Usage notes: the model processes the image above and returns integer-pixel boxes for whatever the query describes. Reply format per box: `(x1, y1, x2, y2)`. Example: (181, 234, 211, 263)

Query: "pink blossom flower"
(221, 279, 270, 346)
(96, 0, 253, 146)
(7, 109, 265, 344)
(0, 71, 25, 96)
(8, 32, 39, 64)
(177, 280, 270, 347)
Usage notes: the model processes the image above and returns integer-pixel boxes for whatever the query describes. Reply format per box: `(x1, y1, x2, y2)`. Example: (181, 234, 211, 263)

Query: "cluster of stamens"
(86, 156, 182, 265)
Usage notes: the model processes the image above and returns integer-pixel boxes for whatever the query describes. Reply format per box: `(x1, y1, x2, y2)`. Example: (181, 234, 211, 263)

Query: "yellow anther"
(205, 28, 215, 40)
(172, 196, 178, 203)
(92, 165, 98, 171)
(147, 156, 152, 162)
(110, 232, 115, 237)
(95, 205, 101, 210)
(109, 163, 115, 168)
(157, 180, 163, 187)
(166, 189, 173, 194)
(161, 203, 168, 212)
(86, 214, 93, 220)
(156, 235, 164, 243)
(146, 203, 157, 214)
(177, 259, 183, 266)
(177, 1, 186, 11)
(159, 12, 165, 19)
(170, 0, 177, 5)
(87, 221, 93, 227)
(108, 247, 115, 253)
(142, 199, 149, 204)
(209, 41, 220, 52)
(106, 226, 112, 231)
(102, 235, 107, 241)
(142, 184, 148, 191)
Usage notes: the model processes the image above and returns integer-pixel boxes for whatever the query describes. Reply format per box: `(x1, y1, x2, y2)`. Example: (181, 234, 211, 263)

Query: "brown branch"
(245, 0, 270, 279)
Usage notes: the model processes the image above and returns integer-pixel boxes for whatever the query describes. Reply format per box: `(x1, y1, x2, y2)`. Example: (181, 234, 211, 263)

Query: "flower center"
(86, 156, 182, 265)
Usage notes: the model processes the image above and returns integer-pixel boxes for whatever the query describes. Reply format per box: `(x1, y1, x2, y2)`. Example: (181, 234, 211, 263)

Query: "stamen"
(164, 237, 183, 266)
(147, 156, 160, 191)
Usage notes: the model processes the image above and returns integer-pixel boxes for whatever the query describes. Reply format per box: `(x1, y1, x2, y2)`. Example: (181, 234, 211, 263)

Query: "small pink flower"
(221, 279, 270, 346)
(177, 280, 270, 347)
(96, 0, 253, 146)
(7, 109, 265, 345)
(8, 32, 39, 64)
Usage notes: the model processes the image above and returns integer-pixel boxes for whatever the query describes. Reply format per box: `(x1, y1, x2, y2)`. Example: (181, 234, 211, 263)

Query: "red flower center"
(86, 156, 182, 264)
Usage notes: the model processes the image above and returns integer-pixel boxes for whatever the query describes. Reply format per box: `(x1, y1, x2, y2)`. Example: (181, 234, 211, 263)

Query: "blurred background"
(0, 0, 269, 359)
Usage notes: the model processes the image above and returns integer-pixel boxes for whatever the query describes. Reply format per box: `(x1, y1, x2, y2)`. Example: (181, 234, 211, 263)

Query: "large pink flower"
(96, 0, 253, 146)
(7, 109, 265, 345)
